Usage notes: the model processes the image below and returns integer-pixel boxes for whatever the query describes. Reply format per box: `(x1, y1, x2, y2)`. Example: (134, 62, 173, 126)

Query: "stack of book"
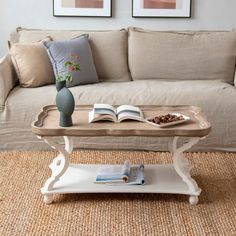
(94, 160, 145, 185)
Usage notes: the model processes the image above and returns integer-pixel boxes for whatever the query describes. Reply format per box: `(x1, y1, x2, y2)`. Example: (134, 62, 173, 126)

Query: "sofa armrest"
(234, 70, 236, 87)
(0, 55, 17, 111)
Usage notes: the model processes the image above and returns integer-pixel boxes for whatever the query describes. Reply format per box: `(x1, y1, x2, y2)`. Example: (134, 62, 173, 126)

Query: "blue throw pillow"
(44, 34, 98, 87)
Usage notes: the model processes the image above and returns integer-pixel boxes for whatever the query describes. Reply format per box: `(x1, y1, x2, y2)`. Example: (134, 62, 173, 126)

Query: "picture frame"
(132, 0, 191, 18)
(53, 0, 112, 17)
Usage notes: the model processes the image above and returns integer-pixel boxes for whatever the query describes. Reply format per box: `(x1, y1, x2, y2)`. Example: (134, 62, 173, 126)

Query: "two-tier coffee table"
(32, 105, 211, 205)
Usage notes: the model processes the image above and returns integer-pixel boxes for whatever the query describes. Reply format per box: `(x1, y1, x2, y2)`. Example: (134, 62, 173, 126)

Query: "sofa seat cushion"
(128, 27, 236, 84)
(4, 80, 236, 110)
(15, 28, 131, 83)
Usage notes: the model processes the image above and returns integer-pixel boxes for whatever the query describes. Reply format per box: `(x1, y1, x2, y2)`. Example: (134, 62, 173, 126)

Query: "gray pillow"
(44, 34, 98, 87)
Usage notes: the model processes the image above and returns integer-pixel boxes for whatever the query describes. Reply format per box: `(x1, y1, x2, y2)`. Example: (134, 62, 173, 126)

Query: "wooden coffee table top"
(31, 105, 211, 137)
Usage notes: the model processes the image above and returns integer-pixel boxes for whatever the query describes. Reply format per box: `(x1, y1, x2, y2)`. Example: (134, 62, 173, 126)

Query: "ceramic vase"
(56, 81, 75, 127)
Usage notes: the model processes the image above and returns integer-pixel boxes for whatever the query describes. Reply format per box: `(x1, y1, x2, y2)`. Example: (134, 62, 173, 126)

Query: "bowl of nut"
(145, 113, 190, 128)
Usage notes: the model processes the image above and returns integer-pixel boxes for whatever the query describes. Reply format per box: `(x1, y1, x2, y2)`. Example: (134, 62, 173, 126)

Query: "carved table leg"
(38, 136, 73, 204)
(168, 137, 176, 155)
(171, 137, 202, 205)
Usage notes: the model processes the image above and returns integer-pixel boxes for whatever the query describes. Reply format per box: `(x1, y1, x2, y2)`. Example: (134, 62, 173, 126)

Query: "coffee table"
(32, 105, 211, 205)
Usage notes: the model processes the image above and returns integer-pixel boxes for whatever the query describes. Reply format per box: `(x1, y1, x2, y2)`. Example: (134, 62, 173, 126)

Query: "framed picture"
(132, 0, 191, 18)
(53, 0, 112, 17)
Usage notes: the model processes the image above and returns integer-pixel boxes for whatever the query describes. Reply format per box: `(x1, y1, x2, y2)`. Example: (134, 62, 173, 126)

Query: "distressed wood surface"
(31, 105, 211, 137)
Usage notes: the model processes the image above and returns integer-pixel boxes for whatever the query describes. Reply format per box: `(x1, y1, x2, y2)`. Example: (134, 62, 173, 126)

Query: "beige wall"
(0, 0, 236, 57)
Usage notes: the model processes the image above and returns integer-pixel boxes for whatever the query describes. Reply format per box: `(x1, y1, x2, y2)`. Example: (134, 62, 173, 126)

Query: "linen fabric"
(128, 28, 236, 83)
(1, 80, 236, 151)
(44, 34, 98, 87)
(15, 28, 131, 82)
(8, 40, 55, 87)
(234, 70, 236, 86)
(0, 55, 17, 111)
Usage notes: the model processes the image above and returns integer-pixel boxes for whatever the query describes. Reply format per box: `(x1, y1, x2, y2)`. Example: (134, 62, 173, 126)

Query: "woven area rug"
(0, 151, 235, 236)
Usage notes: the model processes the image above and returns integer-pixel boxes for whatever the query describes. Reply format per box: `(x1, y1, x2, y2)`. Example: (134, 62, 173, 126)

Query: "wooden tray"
(31, 105, 211, 137)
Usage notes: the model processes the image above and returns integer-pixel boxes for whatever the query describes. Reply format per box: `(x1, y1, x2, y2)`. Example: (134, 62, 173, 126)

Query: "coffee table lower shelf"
(41, 164, 201, 200)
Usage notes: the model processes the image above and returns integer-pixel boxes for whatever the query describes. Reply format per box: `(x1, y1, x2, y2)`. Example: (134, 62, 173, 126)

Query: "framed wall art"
(53, 0, 112, 17)
(132, 0, 191, 18)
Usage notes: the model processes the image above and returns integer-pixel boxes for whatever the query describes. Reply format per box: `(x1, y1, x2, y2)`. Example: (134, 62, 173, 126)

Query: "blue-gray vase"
(56, 81, 75, 127)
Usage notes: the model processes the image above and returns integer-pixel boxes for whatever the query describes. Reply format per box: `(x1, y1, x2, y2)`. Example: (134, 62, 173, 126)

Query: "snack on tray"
(148, 113, 184, 125)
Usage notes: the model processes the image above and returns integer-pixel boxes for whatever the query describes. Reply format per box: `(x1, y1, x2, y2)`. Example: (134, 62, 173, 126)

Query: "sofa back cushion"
(128, 27, 236, 83)
(16, 28, 131, 82)
(8, 39, 55, 87)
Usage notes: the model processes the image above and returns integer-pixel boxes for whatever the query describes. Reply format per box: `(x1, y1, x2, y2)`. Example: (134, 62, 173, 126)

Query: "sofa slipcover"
(0, 55, 16, 111)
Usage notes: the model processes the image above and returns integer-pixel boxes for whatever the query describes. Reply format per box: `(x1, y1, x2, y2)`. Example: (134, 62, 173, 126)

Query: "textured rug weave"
(0, 151, 235, 236)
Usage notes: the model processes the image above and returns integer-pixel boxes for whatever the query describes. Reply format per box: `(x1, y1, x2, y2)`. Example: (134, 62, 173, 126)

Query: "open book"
(89, 104, 144, 123)
(94, 161, 145, 185)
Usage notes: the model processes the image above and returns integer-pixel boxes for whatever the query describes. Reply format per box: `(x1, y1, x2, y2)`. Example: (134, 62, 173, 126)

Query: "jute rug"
(0, 151, 235, 236)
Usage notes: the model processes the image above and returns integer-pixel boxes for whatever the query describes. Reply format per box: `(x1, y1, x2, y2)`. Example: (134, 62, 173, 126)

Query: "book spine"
(139, 165, 145, 185)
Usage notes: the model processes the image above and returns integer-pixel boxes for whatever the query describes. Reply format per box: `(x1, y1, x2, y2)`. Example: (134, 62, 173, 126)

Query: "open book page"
(95, 161, 131, 183)
(117, 105, 144, 122)
(89, 104, 117, 123)
(94, 104, 116, 115)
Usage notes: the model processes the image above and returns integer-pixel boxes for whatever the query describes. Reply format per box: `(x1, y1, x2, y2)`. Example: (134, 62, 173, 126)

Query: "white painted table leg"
(38, 136, 73, 204)
(171, 137, 201, 205)
(64, 136, 73, 154)
(168, 137, 176, 155)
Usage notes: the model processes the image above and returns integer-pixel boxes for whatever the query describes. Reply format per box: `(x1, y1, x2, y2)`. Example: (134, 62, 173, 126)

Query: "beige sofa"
(1, 27, 236, 151)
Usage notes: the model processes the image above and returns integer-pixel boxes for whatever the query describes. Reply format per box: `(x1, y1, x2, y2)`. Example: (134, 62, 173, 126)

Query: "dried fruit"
(148, 114, 184, 124)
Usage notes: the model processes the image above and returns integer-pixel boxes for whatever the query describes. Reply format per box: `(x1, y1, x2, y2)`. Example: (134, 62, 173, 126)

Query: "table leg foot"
(189, 195, 198, 205)
(44, 194, 53, 205)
